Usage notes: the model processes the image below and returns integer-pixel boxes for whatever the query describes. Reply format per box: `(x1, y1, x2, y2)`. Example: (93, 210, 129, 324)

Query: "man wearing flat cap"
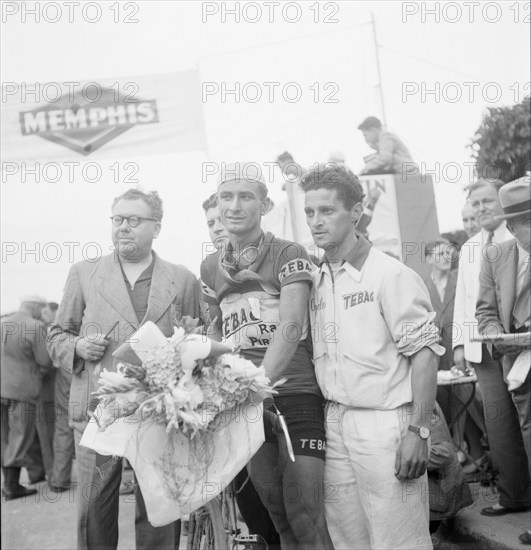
(454, 177, 530, 517)
(476, 176, 531, 485)
(1, 295, 52, 500)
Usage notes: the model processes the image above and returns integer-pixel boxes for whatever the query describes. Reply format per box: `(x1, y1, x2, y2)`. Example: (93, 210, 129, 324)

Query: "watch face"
(419, 427, 430, 439)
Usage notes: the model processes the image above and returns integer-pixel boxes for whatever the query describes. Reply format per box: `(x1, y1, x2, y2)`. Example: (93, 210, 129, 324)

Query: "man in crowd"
(47, 189, 202, 550)
(1, 295, 52, 500)
(25, 302, 58, 485)
(476, 176, 531, 470)
(43, 302, 76, 493)
(461, 201, 480, 239)
(302, 164, 443, 550)
(357, 116, 415, 176)
(203, 193, 230, 252)
(200, 163, 334, 550)
(453, 178, 531, 516)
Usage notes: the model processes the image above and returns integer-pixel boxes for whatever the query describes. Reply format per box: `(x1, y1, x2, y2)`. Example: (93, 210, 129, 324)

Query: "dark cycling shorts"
(264, 393, 326, 460)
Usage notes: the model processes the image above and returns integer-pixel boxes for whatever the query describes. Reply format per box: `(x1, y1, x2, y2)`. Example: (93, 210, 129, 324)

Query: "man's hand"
(494, 342, 524, 357)
(75, 334, 109, 362)
(395, 432, 429, 480)
(453, 345, 472, 374)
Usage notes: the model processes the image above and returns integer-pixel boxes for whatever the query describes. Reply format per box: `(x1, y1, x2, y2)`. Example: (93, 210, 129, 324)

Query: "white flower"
(179, 334, 211, 373)
(220, 354, 270, 384)
(170, 383, 205, 408)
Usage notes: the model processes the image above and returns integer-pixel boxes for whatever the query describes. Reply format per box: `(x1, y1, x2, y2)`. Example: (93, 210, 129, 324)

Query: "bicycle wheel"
(188, 498, 229, 550)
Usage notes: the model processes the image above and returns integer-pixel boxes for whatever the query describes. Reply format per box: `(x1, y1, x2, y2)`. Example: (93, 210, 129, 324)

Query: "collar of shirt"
(430, 271, 448, 301)
(120, 253, 155, 290)
(318, 235, 372, 282)
(480, 221, 507, 245)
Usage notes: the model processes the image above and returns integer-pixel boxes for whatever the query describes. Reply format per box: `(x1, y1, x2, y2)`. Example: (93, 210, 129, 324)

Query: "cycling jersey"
(200, 231, 321, 397)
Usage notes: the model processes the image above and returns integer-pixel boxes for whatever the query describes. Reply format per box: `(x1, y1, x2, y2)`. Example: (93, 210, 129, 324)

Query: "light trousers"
(324, 403, 432, 550)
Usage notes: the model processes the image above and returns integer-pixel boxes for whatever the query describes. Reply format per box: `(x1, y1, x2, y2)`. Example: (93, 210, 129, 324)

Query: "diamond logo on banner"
(19, 88, 159, 155)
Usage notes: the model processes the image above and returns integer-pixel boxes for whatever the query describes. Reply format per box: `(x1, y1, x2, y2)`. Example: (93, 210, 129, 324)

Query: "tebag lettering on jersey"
(342, 291, 374, 309)
(278, 258, 313, 283)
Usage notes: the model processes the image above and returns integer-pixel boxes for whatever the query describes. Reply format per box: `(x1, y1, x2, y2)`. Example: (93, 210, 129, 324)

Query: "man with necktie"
(454, 178, 530, 517)
(476, 176, 531, 470)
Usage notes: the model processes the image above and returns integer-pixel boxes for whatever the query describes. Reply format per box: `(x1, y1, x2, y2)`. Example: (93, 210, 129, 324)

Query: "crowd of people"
(1, 117, 530, 550)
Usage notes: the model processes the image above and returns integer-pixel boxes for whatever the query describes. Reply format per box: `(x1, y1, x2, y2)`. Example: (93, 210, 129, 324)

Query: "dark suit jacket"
(423, 270, 457, 371)
(47, 251, 202, 428)
(476, 239, 523, 377)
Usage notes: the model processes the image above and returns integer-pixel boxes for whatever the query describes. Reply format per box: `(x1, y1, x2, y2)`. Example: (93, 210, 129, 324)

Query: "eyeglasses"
(110, 216, 159, 228)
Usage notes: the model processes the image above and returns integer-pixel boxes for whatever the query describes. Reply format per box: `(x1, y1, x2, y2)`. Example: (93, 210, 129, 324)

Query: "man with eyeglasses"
(47, 189, 202, 550)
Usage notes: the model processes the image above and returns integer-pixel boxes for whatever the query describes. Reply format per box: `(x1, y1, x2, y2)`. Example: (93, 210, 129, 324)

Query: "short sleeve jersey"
(200, 232, 321, 397)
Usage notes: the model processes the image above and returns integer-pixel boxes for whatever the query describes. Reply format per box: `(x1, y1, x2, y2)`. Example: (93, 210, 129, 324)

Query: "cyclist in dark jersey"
(202, 194, 280, 549)
(200, 163, 334, 550)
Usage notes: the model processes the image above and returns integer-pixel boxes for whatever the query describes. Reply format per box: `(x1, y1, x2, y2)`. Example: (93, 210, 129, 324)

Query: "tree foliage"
(470, 98, 530, 183)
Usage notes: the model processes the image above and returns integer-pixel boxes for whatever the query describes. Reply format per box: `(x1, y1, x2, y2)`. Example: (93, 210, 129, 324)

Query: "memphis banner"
(1, 71, 206, 162)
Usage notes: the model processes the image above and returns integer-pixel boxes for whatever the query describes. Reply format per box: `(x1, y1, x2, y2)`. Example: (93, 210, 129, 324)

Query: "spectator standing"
(44, 302, 76, 493)
(461, 201, 480, 239)
(1, 295, 52, 500)
(476, 177, 531, 471)
(25, 302, 58, 484)
(453, 178, 531, 516)
(47, 189, 202, 550)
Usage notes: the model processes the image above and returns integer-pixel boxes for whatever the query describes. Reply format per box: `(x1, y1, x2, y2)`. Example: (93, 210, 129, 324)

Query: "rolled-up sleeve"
(380, 266, 445, 357)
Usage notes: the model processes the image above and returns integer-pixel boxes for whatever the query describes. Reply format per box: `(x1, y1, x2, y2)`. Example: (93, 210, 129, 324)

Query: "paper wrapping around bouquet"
(80, 403, 265, 527)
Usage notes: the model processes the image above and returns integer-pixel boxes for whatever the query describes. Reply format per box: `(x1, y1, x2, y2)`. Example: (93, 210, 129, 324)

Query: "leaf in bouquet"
(123, 363, 147, 382)
(175, 315, 201, 334)
(96, 369, 145, 395)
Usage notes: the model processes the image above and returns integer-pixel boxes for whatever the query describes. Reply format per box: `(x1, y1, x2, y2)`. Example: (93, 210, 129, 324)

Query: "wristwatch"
(408, 425, 431, 440)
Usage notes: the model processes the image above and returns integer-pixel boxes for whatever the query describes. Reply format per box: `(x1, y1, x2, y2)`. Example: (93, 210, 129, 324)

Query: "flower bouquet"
(80, 317, 276, 526)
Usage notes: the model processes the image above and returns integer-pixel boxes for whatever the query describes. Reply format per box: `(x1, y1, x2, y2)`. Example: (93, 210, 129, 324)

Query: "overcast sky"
(1, 1, 530, 312)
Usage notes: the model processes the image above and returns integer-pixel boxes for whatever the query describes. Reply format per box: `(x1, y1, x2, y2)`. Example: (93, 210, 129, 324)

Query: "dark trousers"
(74, 425, 180, 550)
(474, 347, 531, 508)
(51, 368, 75, 487)
(25, 398, 55, 480)
(1, 399, 36, 468)
(510, 370, 531, 478)
(234, 468, 280, 547)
